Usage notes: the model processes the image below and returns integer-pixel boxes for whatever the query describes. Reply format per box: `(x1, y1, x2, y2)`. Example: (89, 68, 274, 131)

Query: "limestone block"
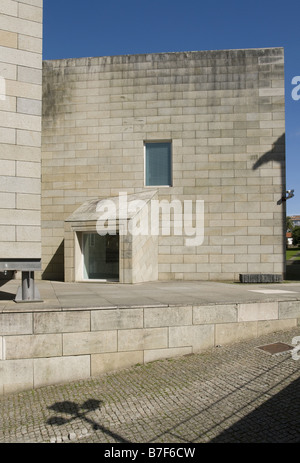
(63, 330, 117, 355)
(34, 355, 90, 389)
(0, 95, 17, 113)
(238, 302, 278, 322)
(18, 3, 43, 23)
(0, 359, 33, 395)
(17, 97, 42, 116)
(0, 313, 32, 335)
(0, 143, 41, 161)
(279, 301, 300, 319)
(215, 321, 258, 345)
(0, 159, 15, 176)
(0, 127, 15, 144)
(0, 62, 16, 80)
(0, 241, 41, 258)
(0, 45, 41, 69)
(18, 34, 42, 54)
(91, 351, 143, 376)
(144, 306, 192, 328)
(16, 160, 41, 178)
(18, 0, 42, 7)
(5, 334, 62, 359)
(118, 328, 168, 352)
(17, 193, 40, 210)
(0, 225, 16, 242)
(0, 14, 44, 39)
(6, 80, 41, 100)
(16, 129, 41, 147)
(34, 311, 90, 334)
(91, 308, 143, 331)
(18, 65, 42, 85)
(193, 304, 237, 324)
(0, 30, 17, 48)
(259, 88, 285, 97)
(0, 208, 40, 225)
(169, 324, 214, 351)
(257, 319, 297, 337)
(144, 346, 192, 363)
(0, 111, 40, 132)
(0, 1, 18, 17)
(16, 225, 41, 242)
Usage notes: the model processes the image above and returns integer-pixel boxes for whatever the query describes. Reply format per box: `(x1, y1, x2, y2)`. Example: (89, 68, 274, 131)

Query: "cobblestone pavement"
(0, 327, 300, 444)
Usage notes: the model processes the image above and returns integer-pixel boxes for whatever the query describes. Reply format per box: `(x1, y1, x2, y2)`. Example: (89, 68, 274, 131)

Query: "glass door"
(83, 233, 119, 281)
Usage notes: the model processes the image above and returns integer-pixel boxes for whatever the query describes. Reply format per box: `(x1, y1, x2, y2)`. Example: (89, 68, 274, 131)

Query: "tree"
(286, 216, 294, 232)
(292, 226, 300, 246)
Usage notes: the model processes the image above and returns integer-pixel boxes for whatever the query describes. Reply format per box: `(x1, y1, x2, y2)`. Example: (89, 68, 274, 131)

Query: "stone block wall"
(0, 0, 43, 263)
(42, 47, 286, 282)
(0, 300, 297, 394)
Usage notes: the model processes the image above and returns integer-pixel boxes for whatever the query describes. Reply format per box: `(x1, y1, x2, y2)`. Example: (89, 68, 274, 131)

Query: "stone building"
(0, 4, 287, 288)
(0, 0, 43, 300)
(0, 4, 290, 394)
(42, 47, 286, 283)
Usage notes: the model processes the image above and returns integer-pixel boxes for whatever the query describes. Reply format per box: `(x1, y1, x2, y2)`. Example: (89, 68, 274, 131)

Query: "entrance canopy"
(64, 191, 158, 284)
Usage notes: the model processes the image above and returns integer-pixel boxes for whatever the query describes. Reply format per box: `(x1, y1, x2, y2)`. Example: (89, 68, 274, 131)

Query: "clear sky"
(43, 0, 300, 216)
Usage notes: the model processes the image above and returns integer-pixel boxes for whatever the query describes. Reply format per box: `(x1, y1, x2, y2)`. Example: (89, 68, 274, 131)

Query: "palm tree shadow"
(252, 133, 285, 169)
(47, 399, 131, 442)
(252, 133, 287, 278)
(252, 133, 286, 205)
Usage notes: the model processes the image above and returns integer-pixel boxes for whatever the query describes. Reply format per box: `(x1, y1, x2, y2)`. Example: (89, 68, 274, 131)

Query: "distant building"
(290, 216, 300, 227)
(287, 216, 300, 246)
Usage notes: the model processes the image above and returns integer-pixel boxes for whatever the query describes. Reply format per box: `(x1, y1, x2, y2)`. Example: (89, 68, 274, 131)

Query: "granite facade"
(42, 47, 286, 282)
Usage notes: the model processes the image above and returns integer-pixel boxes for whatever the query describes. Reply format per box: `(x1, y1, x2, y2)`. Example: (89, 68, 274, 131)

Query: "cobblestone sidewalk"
(0, 327, 300, 444)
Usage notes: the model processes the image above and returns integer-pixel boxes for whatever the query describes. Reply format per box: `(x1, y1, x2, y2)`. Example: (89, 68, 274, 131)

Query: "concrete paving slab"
(0, 279, 300, 311)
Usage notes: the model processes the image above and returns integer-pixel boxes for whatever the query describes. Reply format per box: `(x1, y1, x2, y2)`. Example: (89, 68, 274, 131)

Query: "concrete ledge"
(0, 299, 299, 395)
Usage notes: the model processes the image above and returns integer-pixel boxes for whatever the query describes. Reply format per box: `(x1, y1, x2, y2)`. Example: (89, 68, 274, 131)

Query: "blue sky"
(43, 0, 300, 216)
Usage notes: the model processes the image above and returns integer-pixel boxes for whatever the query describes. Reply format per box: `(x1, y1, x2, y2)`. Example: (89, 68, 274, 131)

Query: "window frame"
(144, 141, 173, 187)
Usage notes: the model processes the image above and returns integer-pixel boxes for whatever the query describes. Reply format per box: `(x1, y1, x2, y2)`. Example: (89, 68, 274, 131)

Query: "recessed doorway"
(82, 233, 119, 281)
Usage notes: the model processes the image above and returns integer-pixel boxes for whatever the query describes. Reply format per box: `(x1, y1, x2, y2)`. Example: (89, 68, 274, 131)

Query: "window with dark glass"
(145, 142, 172, 186)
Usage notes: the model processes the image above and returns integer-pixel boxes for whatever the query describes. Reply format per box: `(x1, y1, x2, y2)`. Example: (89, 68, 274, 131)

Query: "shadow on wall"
(42, 240, 64, 281)
(252, 133, 286, 277)
(252, 133, 285, 172)
(252, 133, 286, 205)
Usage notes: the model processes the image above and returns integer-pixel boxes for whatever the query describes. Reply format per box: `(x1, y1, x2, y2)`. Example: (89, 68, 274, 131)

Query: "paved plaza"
(1, 277, 300, 311)
(0, 324, 299, 444)
(1, 272, 300, 444)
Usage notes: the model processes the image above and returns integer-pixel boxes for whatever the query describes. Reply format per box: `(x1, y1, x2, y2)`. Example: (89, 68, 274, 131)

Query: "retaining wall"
(0, 300, 299, 395)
